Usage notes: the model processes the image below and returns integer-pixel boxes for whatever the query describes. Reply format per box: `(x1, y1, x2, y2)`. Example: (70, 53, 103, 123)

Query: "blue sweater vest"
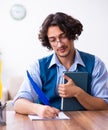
(38, 51, 95, 109)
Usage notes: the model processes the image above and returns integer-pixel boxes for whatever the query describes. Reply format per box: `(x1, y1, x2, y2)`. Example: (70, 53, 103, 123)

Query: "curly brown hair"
(38, 12, 83, 50)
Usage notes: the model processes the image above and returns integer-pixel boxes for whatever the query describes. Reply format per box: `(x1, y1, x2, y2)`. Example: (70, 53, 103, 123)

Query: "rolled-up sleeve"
(12, 60, 42, 105)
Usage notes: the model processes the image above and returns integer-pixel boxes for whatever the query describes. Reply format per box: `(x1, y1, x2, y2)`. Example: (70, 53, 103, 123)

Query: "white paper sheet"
(28, 112, 70, 120)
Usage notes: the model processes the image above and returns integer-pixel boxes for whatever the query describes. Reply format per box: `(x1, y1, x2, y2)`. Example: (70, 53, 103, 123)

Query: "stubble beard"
(57, 47, 71, 58)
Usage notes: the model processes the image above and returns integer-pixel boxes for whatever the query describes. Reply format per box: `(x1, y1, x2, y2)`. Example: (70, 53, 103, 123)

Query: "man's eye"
(60, 34, 66, 39)
(49, 39, 55, 43)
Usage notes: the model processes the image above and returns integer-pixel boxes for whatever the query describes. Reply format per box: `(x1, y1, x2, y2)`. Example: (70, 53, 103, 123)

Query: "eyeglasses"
(48, 33, 67, 47)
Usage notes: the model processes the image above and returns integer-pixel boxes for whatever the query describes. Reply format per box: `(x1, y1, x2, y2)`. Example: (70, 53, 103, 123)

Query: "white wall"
(0, 0, 108, 87)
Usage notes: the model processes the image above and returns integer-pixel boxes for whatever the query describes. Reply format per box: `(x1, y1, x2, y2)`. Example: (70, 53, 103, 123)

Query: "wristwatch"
(10, 4, 26, 20)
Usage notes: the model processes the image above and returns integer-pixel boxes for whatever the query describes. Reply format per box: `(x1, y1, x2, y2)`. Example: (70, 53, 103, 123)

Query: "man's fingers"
(63, 74, 72, 82)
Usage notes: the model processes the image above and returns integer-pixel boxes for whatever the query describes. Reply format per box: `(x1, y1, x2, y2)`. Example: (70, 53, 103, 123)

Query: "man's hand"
(36, 104, 60, 118)
(58, 74, 80, 98)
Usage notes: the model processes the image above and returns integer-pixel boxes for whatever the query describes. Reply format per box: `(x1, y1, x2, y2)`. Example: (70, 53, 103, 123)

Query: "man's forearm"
(76, 89, 108, 110)
(14, 98, 38, 115)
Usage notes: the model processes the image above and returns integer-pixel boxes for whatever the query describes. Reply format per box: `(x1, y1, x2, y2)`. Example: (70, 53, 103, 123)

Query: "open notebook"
(61, 71, 88, 111)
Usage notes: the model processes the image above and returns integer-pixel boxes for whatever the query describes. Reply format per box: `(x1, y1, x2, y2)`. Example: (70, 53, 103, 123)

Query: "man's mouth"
(58, 46, 67, 53)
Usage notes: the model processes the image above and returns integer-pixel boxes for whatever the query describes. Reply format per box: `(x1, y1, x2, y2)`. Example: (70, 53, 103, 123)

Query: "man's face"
(47, 26, 75, 59)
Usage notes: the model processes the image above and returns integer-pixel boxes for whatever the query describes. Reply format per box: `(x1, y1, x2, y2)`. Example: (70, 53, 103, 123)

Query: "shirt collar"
(48, 49, 86, 69)
(74, 49, 85, 67)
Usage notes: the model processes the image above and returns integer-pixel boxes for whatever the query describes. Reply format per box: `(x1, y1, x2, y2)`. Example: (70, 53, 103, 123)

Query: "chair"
(2, 76, 23, 110)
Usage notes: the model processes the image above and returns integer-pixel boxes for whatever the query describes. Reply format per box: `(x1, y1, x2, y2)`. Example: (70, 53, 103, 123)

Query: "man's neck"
(58, 50, 75, 70)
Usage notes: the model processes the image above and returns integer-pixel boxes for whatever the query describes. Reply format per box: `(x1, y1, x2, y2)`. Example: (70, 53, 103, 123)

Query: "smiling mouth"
(58, 46, 67, 53)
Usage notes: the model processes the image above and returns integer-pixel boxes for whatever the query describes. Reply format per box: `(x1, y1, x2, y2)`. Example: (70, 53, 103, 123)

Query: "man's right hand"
(35, 104, 60, 118)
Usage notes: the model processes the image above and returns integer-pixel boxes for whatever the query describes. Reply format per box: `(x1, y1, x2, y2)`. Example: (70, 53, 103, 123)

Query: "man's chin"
(58, 52, 70, 58)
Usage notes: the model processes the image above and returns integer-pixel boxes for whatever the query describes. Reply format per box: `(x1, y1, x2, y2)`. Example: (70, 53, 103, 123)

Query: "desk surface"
(1, 110, 108, 130)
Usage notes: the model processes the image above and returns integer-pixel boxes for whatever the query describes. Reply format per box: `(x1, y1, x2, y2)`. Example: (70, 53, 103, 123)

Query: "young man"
(13, 12, 108, 118)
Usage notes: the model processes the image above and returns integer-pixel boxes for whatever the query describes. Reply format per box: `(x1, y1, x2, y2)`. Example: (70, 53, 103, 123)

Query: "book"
(61, 71, 88, 111)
